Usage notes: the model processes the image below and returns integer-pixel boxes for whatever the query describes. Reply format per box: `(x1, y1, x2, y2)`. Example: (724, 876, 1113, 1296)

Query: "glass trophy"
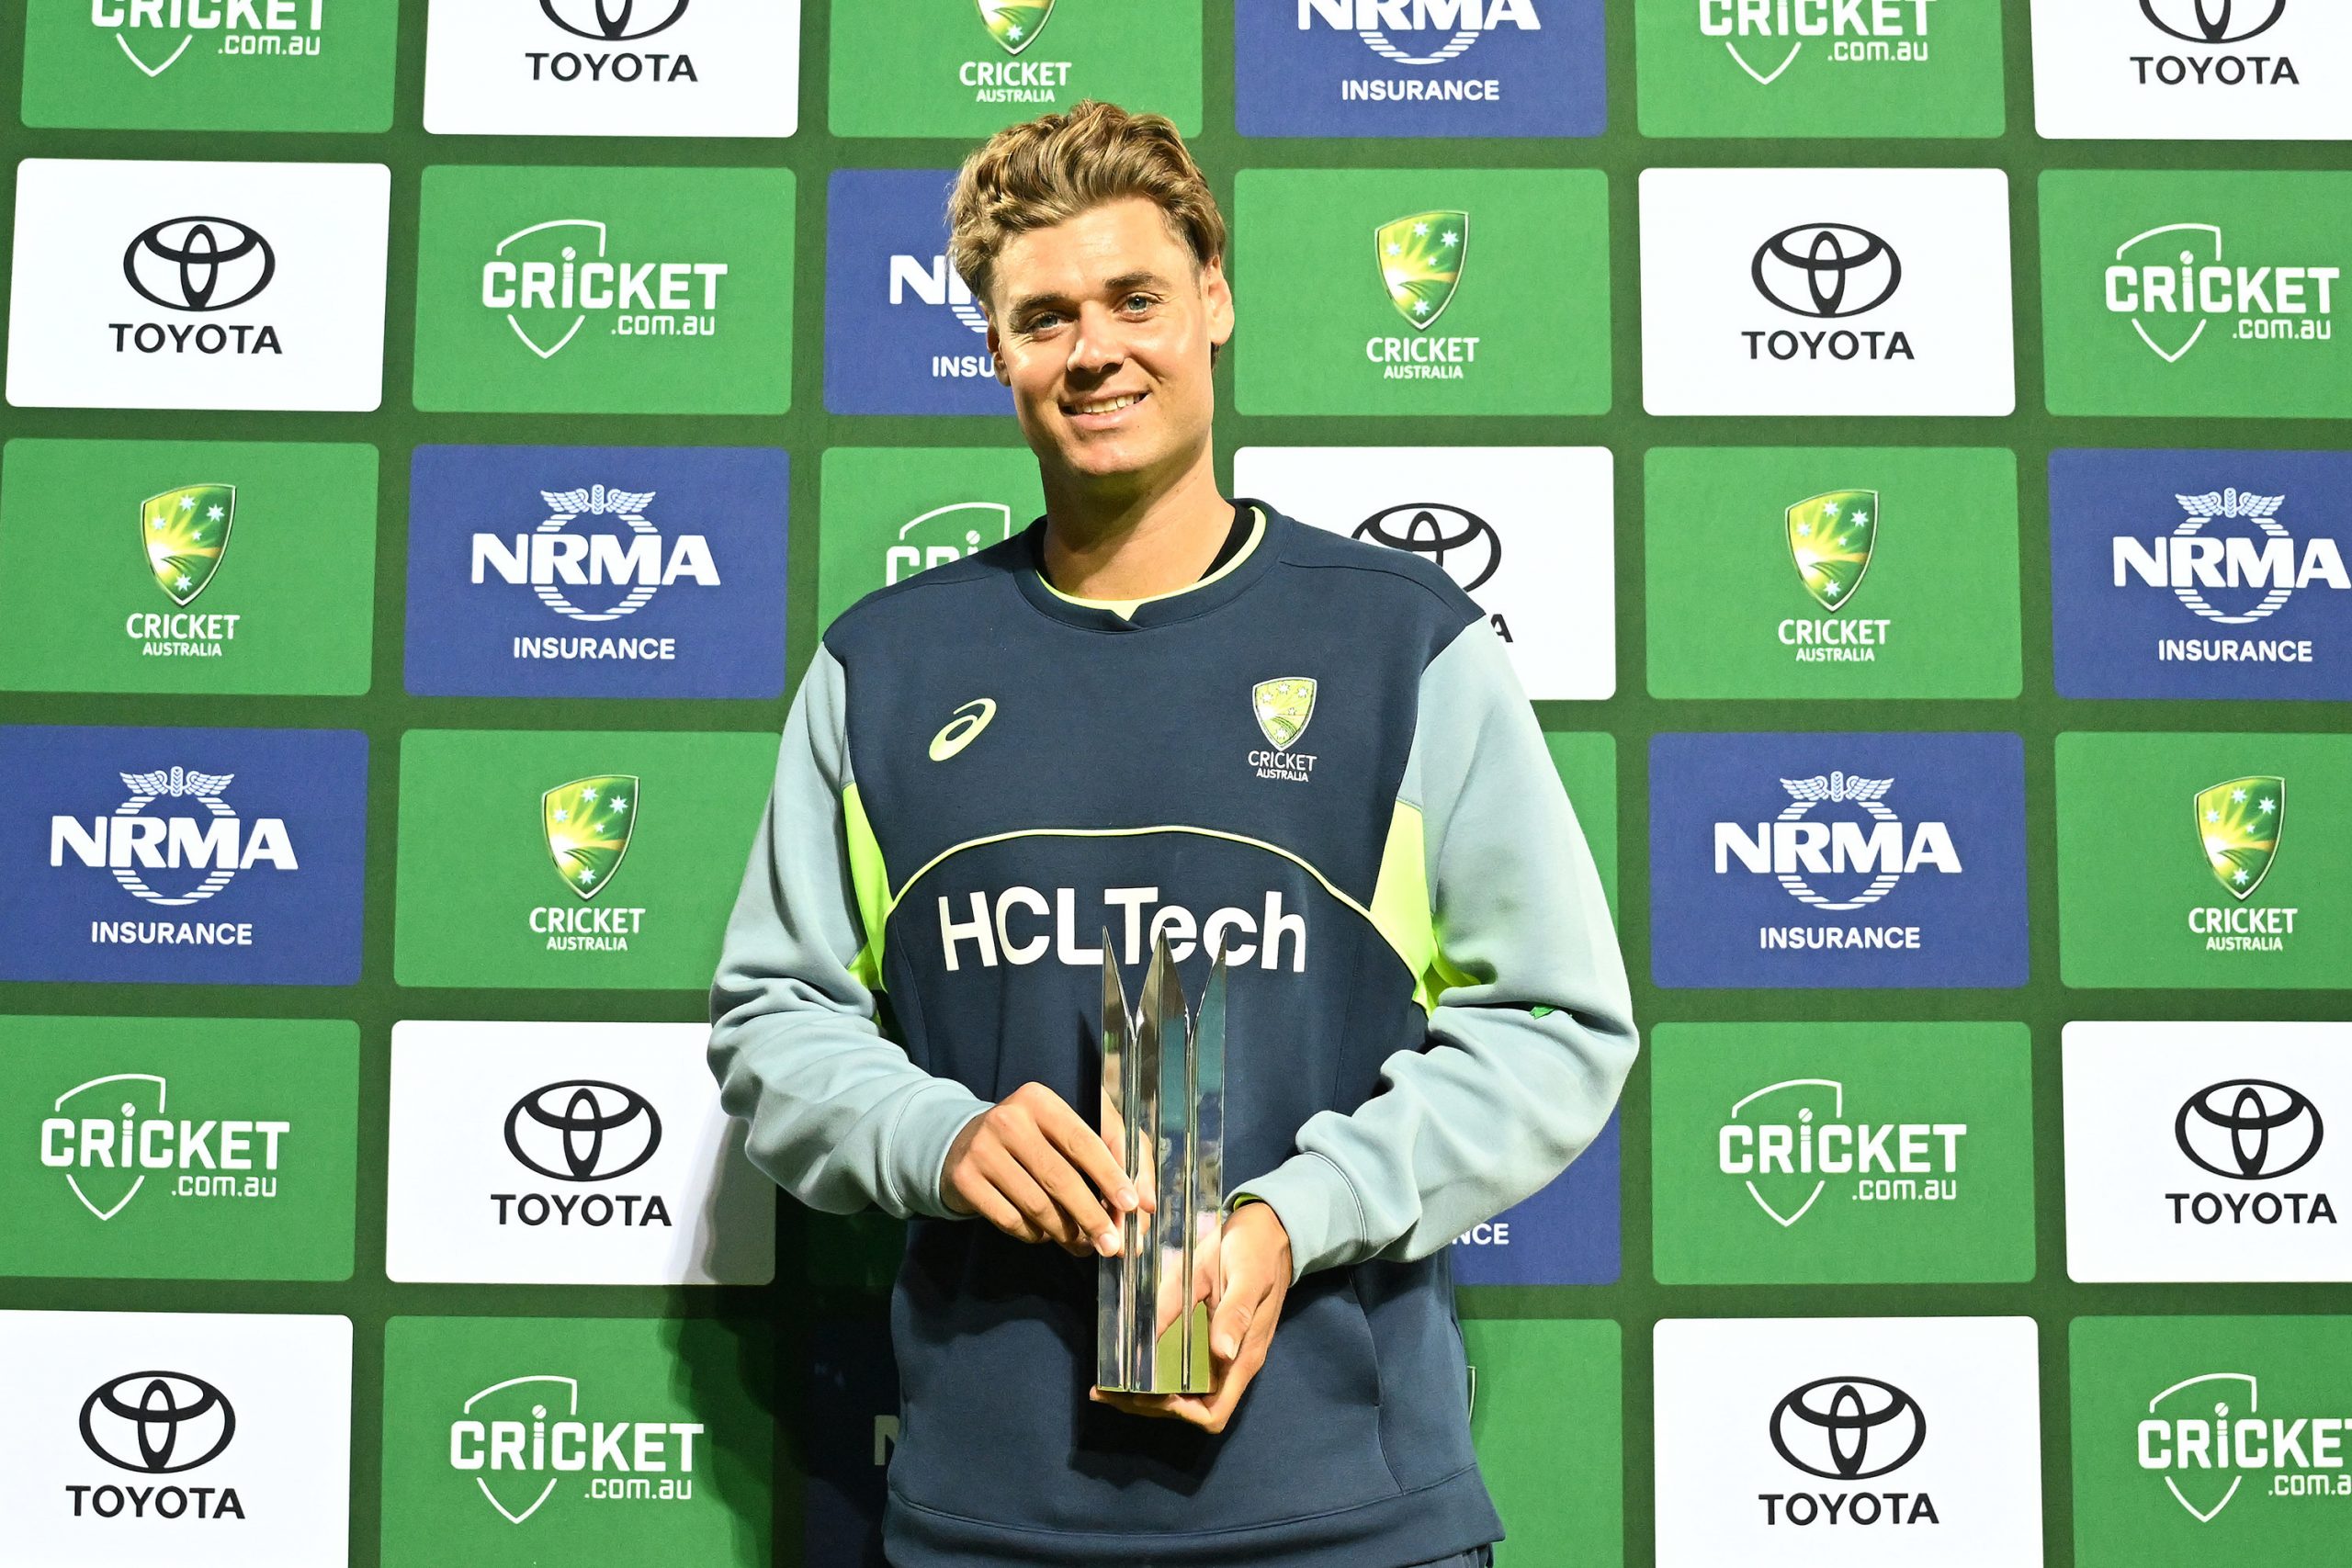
(1096, 931, 1226, 1393)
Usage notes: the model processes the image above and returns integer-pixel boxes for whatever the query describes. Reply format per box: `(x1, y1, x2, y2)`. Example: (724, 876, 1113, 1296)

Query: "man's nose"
(1066, 304, 1129, 376)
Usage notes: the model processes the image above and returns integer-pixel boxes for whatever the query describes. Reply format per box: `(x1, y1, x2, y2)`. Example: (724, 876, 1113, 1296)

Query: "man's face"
(985, 196, 1233, 492)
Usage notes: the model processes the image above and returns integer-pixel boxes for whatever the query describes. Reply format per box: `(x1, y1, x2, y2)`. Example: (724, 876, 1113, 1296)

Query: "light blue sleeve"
(707, 644, 991, 1221)
(1233, 620, 1639, 1280)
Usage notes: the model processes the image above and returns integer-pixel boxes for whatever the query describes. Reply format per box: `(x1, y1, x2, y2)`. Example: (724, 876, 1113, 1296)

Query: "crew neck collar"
(1016, 501, 1283, 632)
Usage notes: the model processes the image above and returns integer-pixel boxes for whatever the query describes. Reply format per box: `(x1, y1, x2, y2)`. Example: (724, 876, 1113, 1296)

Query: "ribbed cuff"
(1228, 1151, 1366, 1282)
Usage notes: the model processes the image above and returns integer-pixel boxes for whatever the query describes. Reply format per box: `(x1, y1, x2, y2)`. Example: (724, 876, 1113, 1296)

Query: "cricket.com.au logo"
(49, 764, 298, 948)
(2139, 1371, 2352, 1520)
(449, 1373, 705, 1522)
(2168, 1077, 2334, 1230)
(1761, 1375, 1938, 1527)
(964, 0, 1070, 104)
(472, 484, 721, 663)
(492, 1078, 673, 1232)
(1351, 502, 1512, 640)
(1715, 771, 1961, 951)
(1701, 0, 1936, 86)
(2105, 222, 2338, 362)
(526, 0, 699, 85)
(1745, 221, 1913, 364)
(481, 219, 729, 360)
(41, 1070, 291, 1222)
(2189, 773, 2296, 953)
(1781, 489, 1890, 664)
(2115, 487, 2348, 667)
(1302, 0, 1540, 95)
(886, 501, 1012, 588)
(1719, 1077, 1968, 1229)
(535, 773, 643, 951)
(1370, 209, 1481, 379)
(131, 482, 243, 659)
(2132, 0, 2298, 88)
(1248, 677, 1319, 784)
(69, 1369, 246, 1521)
(113, 215, 283, 359)
(85, 0, 327, 80)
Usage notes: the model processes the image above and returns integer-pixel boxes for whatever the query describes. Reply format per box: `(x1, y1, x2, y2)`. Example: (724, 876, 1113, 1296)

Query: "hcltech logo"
(2134, 0, 2296, 86)
(1720, 1077, 1968, 1228)
(2107, 222, 2338, 362)
(70, 1370, 245, 1520)
(86, 0, 327, 79)
(1702, 0, 1938, 86)
(2117, 488, 2348, 665)
(888, 502, 1012, 584)
(1371, 209, 1477, 377)
(937, 890, 1309, 973)
(132, 483, 240, 659)
(2139, 1371, 2352, 1518)
(1781, 490, 1888, 663)
(2190, 773, 2294, 953)
(494, 1079, 672, 1232)
(472, 484, 721, 655)
(450, 1373, 705, 1521)
(2170, 1077, 2333, 1230)
(42, 1071, 290, 1222)
(115, 215, 281, 359)
(537, 774, 641, 951)
(1651, 732, 2026, 988)
(962, 0, 1069, 103)
(528, 0, 697, 83)
(1761, 1375, 1938, 1527)
(1746, 221, 1911, 363)
(482, 219, 729, 360)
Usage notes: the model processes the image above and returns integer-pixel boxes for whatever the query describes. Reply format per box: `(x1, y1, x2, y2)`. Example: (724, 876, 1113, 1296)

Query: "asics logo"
(929, 698, 997, 761)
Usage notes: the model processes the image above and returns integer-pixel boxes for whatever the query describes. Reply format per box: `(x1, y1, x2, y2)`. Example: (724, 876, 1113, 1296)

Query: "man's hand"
(941, 1081, 1141, 1257)
(1091, 1201, 1293, 1435)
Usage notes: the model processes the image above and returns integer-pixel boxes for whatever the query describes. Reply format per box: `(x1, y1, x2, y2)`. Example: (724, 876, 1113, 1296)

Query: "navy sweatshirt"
(709, 502, 1637, 1567)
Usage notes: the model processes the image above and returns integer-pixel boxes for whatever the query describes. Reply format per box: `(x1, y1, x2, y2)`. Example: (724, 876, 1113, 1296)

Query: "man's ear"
(1202, 257, 1235, 356)
(984, 310, 1010, 386)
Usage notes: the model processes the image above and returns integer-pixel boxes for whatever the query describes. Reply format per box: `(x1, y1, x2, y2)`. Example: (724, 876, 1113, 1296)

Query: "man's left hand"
(1090, 1200, 1292, 1435)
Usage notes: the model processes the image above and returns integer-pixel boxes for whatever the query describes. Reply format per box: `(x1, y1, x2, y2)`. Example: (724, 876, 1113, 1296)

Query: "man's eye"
(1122, 294, 1156, 312)
(1024, 312, 1063, 332)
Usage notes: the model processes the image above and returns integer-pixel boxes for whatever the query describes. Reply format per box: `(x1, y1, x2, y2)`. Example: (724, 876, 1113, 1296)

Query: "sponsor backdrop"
(0, 2, 2343, 1565)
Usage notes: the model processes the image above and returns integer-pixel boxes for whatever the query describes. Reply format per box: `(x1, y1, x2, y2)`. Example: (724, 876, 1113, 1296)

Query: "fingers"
(1035, 1094, 1141, 1223)
(1002, 1113, 1118, 1255)
(944, 1084, 1144, 1255)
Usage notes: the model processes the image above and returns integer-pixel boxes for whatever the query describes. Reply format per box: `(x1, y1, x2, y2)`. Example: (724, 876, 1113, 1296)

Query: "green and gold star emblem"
(140, 483, 236, 607)
(977, 0, 1055, 55)
(543, 773, 640, 901)
(1786, 490, 1877, 612)
(1374, 210, 1469, 332)
(2194, 775, 2285, 902)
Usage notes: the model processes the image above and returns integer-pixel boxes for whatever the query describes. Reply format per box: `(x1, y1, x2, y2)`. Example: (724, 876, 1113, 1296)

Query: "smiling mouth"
(1066, 391, 1145, 416)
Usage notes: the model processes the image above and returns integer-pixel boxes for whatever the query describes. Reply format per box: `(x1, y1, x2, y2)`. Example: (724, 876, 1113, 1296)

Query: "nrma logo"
(2115, 488, 2348, 627)
(1713, 772, 1960, 912)
(1300, 0, 1542, 62)
(889, 251, 991, 379)
(471, 484, 720, 624)
(50, 766, 298, 908)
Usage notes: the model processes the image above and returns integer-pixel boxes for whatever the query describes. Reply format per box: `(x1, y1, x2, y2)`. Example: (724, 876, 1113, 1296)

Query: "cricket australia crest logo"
(543, 774, 639, 900)
(1252, 678, 1317, 750)
(2195, 775, 2284, 901)
(1787, 490, 1877, 611)
(977, 0, 1055, 54)
(141, 484, 236, 606)
(1375, 211, 1468, 331)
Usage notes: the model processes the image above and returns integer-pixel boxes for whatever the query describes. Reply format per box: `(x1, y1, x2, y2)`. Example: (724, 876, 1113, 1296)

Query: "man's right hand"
(940, 1081, 1143, 1258)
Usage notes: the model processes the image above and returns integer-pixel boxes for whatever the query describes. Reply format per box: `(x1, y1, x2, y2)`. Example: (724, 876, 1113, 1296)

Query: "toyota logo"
(1751, 223, 1902, 320)
(2140, 0, 2287, 45)
(1352, 502, 1501, 593)
(1769, 1377, 1926, 1480)
(122, 217, 275, 313)
(503, 1079, 662, 1182)
(2176, 1078, 2324, 1181)
(79, 1372, 236, 1474)
(539, 0, 691, 39)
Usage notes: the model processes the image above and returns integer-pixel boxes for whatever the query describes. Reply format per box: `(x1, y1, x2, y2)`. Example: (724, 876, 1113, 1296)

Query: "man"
(708, 100, 1635, 1568)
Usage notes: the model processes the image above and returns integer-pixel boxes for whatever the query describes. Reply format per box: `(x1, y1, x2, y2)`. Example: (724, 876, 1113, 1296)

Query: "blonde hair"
(946, 99, 1227, 314)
